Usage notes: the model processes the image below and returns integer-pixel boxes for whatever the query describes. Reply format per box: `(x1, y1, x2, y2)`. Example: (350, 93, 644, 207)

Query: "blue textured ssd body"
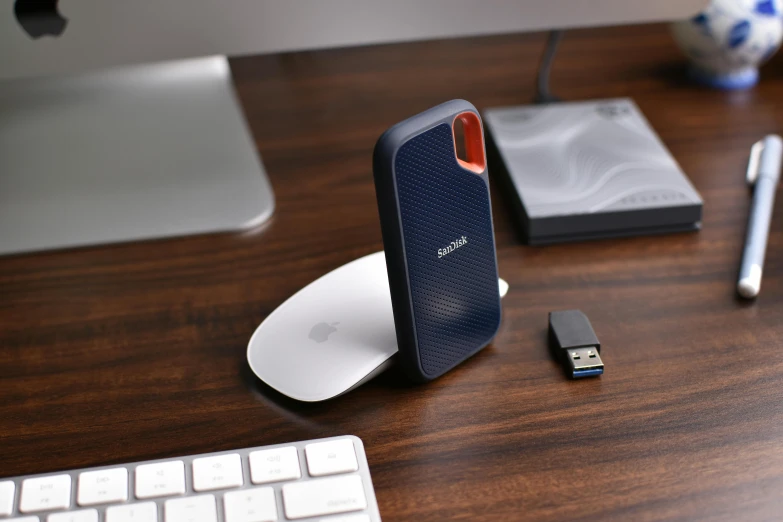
(373, 100, 502, 381)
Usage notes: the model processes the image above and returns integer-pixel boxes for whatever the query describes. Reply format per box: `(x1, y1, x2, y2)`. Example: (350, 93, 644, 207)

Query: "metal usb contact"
(549, 310, 604, 379)
(566, 347, 604, 378)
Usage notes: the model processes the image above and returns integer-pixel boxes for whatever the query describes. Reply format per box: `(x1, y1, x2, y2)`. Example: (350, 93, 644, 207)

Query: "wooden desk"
(2, 23, 783, 521)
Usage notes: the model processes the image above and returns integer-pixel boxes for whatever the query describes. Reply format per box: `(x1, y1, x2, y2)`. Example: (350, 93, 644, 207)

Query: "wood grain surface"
(2, 24, 783, 522)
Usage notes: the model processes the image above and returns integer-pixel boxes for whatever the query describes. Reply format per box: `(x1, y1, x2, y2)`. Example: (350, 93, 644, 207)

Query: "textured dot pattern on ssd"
(394, 122, 501, 376)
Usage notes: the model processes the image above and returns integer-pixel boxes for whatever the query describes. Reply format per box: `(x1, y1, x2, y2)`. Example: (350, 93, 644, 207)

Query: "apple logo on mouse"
(15, 0, 68, 39)
(308, 322, 339, 343)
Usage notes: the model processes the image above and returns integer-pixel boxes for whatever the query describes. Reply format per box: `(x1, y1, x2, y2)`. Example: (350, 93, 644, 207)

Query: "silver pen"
(738, 134, 783, 299)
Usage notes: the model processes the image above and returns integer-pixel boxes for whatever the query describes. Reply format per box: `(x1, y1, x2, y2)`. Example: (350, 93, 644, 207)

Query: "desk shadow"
(650, 61, 764, 107)
(239, 358, 415, 424)
(732, 290, 759, 308)
(649, 62, 693, 89)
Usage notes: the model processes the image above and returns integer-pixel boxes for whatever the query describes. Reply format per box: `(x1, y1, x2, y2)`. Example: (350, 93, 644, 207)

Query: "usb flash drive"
(548, 310, 604, 378)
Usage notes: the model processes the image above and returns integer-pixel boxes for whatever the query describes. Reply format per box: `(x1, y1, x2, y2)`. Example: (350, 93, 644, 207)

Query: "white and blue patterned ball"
(671, 0, 783, 88)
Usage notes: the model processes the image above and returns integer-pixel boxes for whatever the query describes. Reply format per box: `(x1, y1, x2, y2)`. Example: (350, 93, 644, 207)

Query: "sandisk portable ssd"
(373, 99, 502, 382)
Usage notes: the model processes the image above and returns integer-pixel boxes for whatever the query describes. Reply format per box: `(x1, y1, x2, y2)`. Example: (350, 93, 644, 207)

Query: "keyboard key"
(320, 515, 370, 522)
(0, 481, 15, 516)
(282, 475, 366, 520)
(78, 468, 128, 505)
(20, 475, 72, 513)
(304, 439, 358, 477)
(0, 437, 377, 522)
(165, 495, 217, 522)
(192, 454, 243, 492)
(105, 502, 158, 522)
(135, 461, 186, 499)
(249, 447, 301, 484)
(223, 487, 277, 522)
(48, 509, 98, 522)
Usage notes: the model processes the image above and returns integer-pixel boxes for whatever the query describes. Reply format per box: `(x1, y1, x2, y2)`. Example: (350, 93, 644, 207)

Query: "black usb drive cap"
(548, 309, 604, 378)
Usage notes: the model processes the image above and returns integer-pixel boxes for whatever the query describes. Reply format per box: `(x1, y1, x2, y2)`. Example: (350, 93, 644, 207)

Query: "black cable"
(534, 30, 564, 104)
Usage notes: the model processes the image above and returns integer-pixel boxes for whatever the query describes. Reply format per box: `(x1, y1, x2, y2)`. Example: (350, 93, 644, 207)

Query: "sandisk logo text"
(438, 236, 468, 258)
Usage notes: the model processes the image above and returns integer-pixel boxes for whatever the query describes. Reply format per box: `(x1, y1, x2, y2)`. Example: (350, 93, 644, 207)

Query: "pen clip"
(746, 139, 765, 186)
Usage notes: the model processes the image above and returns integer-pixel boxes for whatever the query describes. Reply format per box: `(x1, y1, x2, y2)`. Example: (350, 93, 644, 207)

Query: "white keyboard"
(0, 436, 381, 522)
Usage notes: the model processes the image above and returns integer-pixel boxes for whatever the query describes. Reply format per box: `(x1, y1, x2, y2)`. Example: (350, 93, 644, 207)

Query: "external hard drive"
(483, 98, 704, 244)
(373, 100, 502, 382)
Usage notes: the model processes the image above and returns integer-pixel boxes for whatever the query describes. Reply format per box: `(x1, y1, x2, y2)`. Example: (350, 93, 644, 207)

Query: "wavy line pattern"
(484, 99, 702, 217)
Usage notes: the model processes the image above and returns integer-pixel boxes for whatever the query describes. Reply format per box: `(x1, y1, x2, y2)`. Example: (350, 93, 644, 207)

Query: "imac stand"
(0, 56, 274, 256)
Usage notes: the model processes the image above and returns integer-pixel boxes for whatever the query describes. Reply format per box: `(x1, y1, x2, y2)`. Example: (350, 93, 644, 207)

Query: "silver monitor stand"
(0, 56, 274, 256)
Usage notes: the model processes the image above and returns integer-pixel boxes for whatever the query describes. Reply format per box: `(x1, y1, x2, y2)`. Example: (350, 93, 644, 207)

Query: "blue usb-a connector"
(549, 310, 604, 379)
(566, 347, 604, 378)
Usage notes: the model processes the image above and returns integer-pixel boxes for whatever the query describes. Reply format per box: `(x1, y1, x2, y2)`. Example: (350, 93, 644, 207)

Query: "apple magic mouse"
(247, 251, 508, 402)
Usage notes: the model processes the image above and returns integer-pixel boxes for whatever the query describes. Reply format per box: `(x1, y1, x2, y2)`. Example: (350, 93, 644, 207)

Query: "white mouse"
(247, 251, 508, 402)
